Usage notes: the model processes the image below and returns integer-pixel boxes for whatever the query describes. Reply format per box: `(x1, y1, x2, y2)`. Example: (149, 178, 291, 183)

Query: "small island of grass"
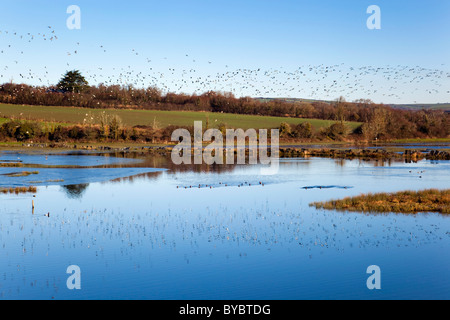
(310, 189, 450, 214)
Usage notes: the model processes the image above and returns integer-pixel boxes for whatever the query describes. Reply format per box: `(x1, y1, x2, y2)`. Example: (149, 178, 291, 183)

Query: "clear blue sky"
(1, 0, 449, 103)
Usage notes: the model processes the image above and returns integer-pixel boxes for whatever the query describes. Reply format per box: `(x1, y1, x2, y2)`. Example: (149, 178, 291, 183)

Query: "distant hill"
(256, 98, 450, 112)
(389, 103, 450, 112)
(255, 97, 332, 104)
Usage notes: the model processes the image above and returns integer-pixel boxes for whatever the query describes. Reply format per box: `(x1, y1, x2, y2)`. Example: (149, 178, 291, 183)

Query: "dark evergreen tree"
(57, 70, 88, 93)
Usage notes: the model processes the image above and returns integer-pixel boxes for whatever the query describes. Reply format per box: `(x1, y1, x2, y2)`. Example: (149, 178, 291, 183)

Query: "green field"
(0, 103, 362, 131)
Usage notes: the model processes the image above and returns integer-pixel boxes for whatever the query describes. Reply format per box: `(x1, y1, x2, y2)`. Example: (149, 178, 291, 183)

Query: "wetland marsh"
(0, 150, 449, 299)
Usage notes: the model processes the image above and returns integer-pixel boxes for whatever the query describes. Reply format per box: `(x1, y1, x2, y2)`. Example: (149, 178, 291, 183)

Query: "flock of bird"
(177, 181, 265, 189)
(1, 26, 449, 103)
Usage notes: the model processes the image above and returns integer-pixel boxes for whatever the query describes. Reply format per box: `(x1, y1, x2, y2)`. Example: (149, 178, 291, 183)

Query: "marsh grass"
(0, 162, 24, 167)
(0, 186, 37, 194)
(45, 179, 64, 183)
(311, 189, 450, 214)
(2, 171, 39, 177)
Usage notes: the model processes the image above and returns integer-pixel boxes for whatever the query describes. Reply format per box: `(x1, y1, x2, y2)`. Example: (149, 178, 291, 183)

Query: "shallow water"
(0, 150, 142, 167)
(0, 153, 449, 300)
(0, 150, 164, 188)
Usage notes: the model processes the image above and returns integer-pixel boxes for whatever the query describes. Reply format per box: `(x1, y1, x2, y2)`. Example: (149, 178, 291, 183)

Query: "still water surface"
(0, 152, 449, 299)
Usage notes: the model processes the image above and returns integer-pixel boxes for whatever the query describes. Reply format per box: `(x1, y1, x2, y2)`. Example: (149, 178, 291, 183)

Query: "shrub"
(49, 125, 65, 142)
(291, 122, 313, 139)
(279, 122, 292, 138)
(0, 120, 41, 141)
(324, 122, 349, 140)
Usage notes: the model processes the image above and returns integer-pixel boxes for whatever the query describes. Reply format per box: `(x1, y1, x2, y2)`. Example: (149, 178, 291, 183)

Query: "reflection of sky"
(0, 157, 449, 300)
(0, 151, 160, 188)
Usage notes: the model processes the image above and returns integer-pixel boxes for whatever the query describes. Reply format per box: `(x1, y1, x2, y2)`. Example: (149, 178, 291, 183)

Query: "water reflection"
(0, 152, 449, 300)
(61, 184, 90, 199)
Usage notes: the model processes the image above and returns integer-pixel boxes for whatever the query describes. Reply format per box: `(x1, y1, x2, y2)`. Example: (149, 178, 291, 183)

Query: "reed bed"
(0, 162, 24, 167)
(311, 189, 450, 214)
(0, 186, 37, 194)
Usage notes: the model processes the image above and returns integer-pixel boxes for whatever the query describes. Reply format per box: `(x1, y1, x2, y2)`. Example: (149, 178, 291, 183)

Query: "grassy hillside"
(0, 103, 362, 131)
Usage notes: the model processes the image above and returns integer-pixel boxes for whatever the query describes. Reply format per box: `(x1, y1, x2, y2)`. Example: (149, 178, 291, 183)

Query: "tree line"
(0, 80, 448, 141)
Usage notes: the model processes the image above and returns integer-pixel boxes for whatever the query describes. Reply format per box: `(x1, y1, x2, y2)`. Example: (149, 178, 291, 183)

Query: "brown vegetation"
(279, 148, 450, 160)
(311, 189, 450, 214)
(0, 186, 37, 194)
(1, 83, 449, 142)
(2, 171, 39, 177)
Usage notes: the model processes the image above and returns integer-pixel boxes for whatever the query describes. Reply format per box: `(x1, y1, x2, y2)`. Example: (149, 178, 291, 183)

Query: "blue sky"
(0, 0, 449, 103)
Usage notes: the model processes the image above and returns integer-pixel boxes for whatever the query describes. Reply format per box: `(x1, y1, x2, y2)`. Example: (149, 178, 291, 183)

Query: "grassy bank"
(311, 189, 450, 214)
